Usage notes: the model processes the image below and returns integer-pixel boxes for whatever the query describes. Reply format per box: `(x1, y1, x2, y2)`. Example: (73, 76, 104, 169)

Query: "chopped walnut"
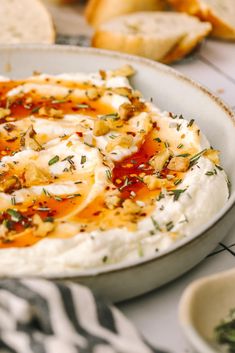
(32, 214, 54, 238)
(0, 108, 11, 119)
(93, 119, 110, 136)
(106, 134, 133, 152)
(25, 96, 33, 104)
(111, 65, 135, 77)
(99, 70, 106, 80)
(38, 107, 63, 118)
(143, 175, 172, 191)
(111, 87, 132, 98)
(167, 156, 190, 172)
(85, 88, 101, 101)
(21, 126, 43, 151)
(204, 149, 220, 165)
(105, 190, 121, 210)
(0, 175, 21, 193)
(0, 224, 8, 239)
(122, 199, 141, 214)
(119, 103, 134, 120)
(24, 163, 51, 187)
(149, 149, 171, 172)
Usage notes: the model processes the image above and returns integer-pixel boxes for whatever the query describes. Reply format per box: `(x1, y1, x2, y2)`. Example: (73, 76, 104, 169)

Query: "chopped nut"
(21, 126, 43, 151)
(32, 214, 54, 237)
(38, 107, 63, 118)
(167, 156, 190, 172)
(85, 88, 101, 101)
(3, 123, 15, 132)
(99, 70, 106, 80)
(105, 191, 121, 210)
(204, 149, 220, 165)
(0, 224, 8, 239)
(149, 149, 171, 172)
(111, 87, 132, 98)
(106, 134, 133, 152)
(25, 96, 33, 104)
(143, 175, 172, 191)
(0, 108, 11, 119)
(119, 103, 135, 120)
(0, 175, 21, 193)
(24, 163, 50, 187)
(111, 65, 135, 77)
(93, 119, 110, 136)
(122, 199, 141, 214)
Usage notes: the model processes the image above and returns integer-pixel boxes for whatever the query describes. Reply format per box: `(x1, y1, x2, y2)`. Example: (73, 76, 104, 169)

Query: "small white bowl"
(179, 268, 235, 353)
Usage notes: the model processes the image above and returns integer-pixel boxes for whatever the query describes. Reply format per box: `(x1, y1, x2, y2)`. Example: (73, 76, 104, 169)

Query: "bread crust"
(169, 0, 235, 40)
(85, 0, 166, 27)
(92, 13, 211, 64)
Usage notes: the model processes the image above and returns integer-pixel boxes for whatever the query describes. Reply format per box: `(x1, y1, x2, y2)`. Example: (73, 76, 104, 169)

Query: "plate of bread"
(1, 0, 235, 64)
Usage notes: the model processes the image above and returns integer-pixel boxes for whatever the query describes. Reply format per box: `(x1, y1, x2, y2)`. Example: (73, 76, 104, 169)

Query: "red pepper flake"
(93, 211, 101, 216)
(76, 132, 83, 137)
(126, 131, 136, 136)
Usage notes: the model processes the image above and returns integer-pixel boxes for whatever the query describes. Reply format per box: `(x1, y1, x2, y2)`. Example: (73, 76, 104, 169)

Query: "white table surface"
(46, 4, 235, 352)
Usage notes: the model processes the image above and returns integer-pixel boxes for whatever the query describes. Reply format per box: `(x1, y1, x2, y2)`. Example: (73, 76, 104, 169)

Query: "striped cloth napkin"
(0, 279, 168, 353)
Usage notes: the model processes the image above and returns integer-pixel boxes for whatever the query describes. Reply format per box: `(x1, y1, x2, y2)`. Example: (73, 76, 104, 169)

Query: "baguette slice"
(85, 0, 167, 27)
(169, 0, 235, 40)
(92, 12, 211, 64)
(0, 0, 55, 44)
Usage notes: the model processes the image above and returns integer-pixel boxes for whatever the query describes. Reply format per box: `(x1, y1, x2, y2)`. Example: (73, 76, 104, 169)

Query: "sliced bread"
(85, 0, 167, 27)
(169, 0, 235, 40)
(0, 0, 55, 44)
(92, 12, 212, 64)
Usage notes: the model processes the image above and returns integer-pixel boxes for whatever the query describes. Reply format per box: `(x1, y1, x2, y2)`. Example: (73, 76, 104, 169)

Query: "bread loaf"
(169, 0, 235, 40)
(0, 0, 55, 44)
(92, 12, 212, 64)
(85, 0, 167, 27)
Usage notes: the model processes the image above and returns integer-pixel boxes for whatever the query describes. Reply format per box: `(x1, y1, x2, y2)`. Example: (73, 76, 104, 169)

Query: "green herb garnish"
(151, 216, 161, 231)
(48, 155, 59, 166)
(100, 113, 119, 120)
(7, 209, 22, 222)
(166, 221, 174, 232)
(189, 149, 207, 167)
(177, 153, 190, 158)
(77, 103, 90, 109)
(105, 169, 112, 180)
(169, 189, 186, 201)
(187, 119, 195, 127)
(31, 106, 41, 114)
(215, 309, 235, 353)
(81, 155, 86, 165)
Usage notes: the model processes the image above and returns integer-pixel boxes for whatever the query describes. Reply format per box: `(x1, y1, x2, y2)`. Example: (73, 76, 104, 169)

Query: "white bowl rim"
(0, 44, 234, 278)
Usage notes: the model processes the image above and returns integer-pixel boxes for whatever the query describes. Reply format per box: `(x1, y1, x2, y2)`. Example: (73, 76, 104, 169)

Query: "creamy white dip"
(0, 67, 229, 275)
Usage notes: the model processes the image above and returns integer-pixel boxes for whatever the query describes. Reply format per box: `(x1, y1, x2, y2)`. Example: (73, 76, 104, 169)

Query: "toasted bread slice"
(92, 12, 211, 64)
(0, 0, 55, 44)
(169, 0, 235, 40)
(85, 0, 167, 27)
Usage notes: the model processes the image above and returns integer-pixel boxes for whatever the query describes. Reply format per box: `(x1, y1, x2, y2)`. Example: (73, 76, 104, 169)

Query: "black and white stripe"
(0, 280, 168, 353)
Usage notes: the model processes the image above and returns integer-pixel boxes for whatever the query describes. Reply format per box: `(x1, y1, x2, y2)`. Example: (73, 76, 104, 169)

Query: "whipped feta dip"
(0, 65, 229, 276)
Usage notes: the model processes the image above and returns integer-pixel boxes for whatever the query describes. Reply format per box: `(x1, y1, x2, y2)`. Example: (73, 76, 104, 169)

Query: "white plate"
(0, 45, 234, 302)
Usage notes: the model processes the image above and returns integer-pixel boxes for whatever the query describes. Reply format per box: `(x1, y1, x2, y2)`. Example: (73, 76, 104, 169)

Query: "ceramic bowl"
(0, 45, 235, 302)
(179, 268, 235, 353)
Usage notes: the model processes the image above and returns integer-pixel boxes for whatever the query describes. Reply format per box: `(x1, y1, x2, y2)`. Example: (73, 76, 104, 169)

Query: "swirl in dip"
(0, 65, 229, 275)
